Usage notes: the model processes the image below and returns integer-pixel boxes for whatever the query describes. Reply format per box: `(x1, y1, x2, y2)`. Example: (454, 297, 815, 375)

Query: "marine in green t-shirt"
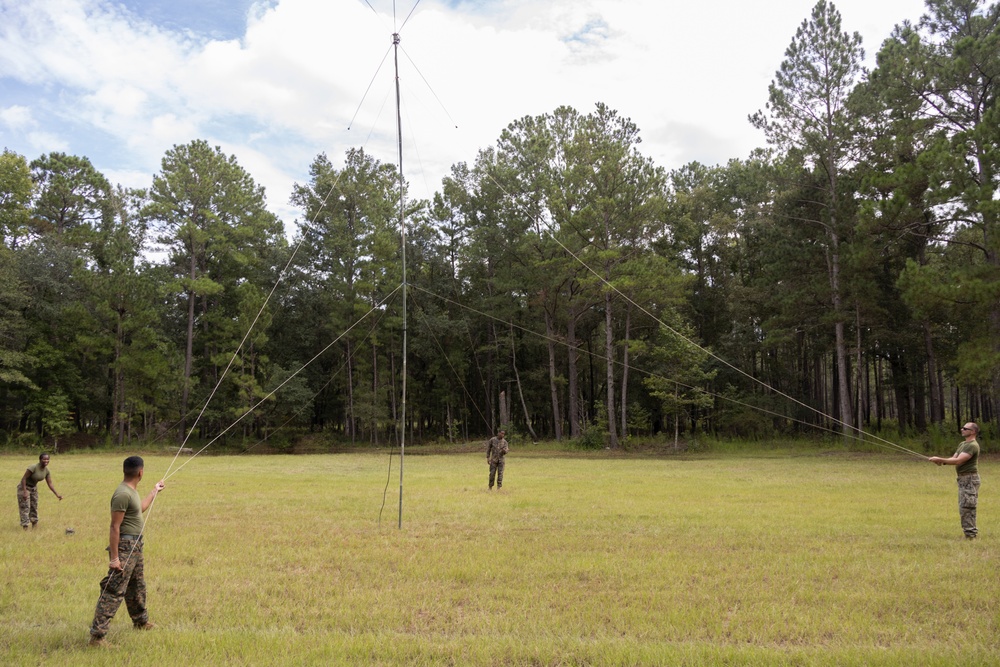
(89, 455, 165, 646)
(17, 452, 62, 529)
(929, 422, 982, 539)
(110, 482, 143, 536)
(955, 439, 979, 475)
(25, 462, 51, 487)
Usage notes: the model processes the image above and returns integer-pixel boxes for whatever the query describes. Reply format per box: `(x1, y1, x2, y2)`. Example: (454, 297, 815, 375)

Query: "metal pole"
(393, 31, 407, 530)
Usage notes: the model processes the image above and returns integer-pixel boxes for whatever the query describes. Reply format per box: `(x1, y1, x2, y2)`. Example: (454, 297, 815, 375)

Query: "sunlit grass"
(1, 449, 996, 665)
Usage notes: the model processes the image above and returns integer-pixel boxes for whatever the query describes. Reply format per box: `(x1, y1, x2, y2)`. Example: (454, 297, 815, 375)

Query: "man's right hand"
(109, 557, 124, 572)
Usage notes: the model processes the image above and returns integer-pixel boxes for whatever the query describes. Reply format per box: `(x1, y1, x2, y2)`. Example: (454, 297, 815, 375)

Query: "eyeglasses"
(961, 427, 973, 431)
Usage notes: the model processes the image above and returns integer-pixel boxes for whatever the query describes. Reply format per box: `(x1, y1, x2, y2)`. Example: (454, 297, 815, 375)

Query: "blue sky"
(1, 0, 929, 227)
(118, 0, 265, 40)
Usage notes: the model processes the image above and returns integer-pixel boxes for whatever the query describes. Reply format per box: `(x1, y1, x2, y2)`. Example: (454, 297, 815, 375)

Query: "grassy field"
(1, 447, 996, 665)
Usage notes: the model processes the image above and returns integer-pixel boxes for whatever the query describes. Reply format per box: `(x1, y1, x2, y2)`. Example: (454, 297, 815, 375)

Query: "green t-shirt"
(955, 439, 979, 475)
(110, 482, 144, 536)
(24, 463, 50, 488)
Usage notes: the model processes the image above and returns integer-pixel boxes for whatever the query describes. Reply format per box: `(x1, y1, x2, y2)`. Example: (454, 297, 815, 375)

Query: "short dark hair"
(39, 452, 49, 461)
(123, 456, 144, 476)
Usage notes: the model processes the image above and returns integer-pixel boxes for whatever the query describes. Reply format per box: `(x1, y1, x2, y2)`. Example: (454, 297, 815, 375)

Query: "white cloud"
(1, 105, 35, 130)
(26, 130, 70, 154)
(0, 0, 930, 224)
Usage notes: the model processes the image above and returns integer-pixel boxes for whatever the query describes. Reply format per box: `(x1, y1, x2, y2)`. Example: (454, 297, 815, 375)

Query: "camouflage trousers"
(90, 537, 148, 638)
(16, 483, 38, 527)
(489, 459, 505, 488)
(958, 473, 980, 538)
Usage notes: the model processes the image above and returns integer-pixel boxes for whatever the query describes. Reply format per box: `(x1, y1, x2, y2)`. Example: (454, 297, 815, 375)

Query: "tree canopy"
(1, 1, 998, 449)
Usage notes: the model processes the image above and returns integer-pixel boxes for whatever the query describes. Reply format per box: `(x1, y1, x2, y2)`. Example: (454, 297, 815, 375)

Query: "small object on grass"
(65, 527, 75, 535)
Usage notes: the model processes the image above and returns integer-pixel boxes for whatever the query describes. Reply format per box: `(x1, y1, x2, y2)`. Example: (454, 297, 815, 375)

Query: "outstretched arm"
(928, 452, 972, 466)
(140, 481, 165, 512)
(45, 475, 62, 500)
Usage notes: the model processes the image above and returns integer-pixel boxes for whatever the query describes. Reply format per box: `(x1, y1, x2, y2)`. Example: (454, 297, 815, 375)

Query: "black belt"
(957, 472, 979, 477)
(120, 534, 142, 540)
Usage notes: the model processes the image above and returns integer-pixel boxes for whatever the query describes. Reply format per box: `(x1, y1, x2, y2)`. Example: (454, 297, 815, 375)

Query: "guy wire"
(478, 169, 928, 460)
(408, 283, 928, 460)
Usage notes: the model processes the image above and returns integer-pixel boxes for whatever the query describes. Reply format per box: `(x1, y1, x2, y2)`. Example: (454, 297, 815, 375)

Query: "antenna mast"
(393, 29, 408, 530)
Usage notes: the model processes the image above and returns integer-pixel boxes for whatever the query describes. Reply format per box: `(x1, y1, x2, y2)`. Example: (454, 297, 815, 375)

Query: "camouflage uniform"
(486, 434, 509, 489)
(952, 437, 980, 539)
(90, 536, 148, 638)
(16, 483, 38, 527)
(958, 473, 980, 539)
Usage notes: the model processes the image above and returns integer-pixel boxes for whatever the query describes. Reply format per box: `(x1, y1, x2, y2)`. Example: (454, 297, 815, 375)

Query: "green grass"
(1, 449, 996, 665)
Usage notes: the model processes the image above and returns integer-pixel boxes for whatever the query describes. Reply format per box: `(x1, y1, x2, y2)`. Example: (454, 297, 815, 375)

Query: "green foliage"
(144, 139, 286, 439)
(29, 151, 111, 245)
(575, 419, 605, 449)
(0, 3, 998, 447)
(0, 149, 33, 245)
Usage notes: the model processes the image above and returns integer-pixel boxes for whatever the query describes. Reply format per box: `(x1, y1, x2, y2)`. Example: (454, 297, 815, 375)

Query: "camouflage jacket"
(486, 436, 509, 464)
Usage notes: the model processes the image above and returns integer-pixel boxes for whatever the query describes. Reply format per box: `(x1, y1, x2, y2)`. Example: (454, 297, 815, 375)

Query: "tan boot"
(88, 636, 109, 648)
(134, 622, 156, 630)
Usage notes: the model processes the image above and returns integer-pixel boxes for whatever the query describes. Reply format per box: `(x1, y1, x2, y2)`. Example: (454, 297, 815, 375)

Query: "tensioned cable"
(398, 78, 435, 201)
(348, 44, 394, 132)
(477, 168, 928, 460)
(399, 44, 459, 130)
(106, 285, 403, 593)
(238, 302, 393, 455)
(398, 0, 423, 33)
(163, 77, 398, 480)
(162, 284, 403, 482)
(125, 301, 401, 588)
(410, 292, 491, 431)
(408, 283, 928, 460)
(361, 0, 389, 31)
(111, 0, 419, 586)
(412, 283, 925, 455)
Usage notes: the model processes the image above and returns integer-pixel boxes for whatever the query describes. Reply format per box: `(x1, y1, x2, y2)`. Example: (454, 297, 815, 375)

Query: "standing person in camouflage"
(88, 456, 165, 647)
(486, 429, 509, 490)
(929, 422, 981, 540)
(17, 452, 62, 529)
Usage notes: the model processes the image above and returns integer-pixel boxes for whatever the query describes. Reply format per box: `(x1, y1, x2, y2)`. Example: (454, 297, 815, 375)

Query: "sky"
(0, 0, 930, 229)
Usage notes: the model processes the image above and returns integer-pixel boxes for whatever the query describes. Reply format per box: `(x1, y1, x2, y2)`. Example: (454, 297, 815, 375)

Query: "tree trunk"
(346, 339, 355, 444)
(544, 308, 562, 441)
(828, 232, 854, 437)
(499, 390, 509, 429)
(604, 289, 618, 448)
(567, 305, 580, 438)
(620, 305, 631, 439)
(372, 341, 379, 446)
(447, 400, 453, 444)
(510, 323, 538, 441)
(854, 305, 863, 432)
(180, 253, 196, 442)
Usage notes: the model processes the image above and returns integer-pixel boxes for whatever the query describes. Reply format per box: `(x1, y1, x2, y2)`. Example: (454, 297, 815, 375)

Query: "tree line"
(1, 0, 997, 449)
